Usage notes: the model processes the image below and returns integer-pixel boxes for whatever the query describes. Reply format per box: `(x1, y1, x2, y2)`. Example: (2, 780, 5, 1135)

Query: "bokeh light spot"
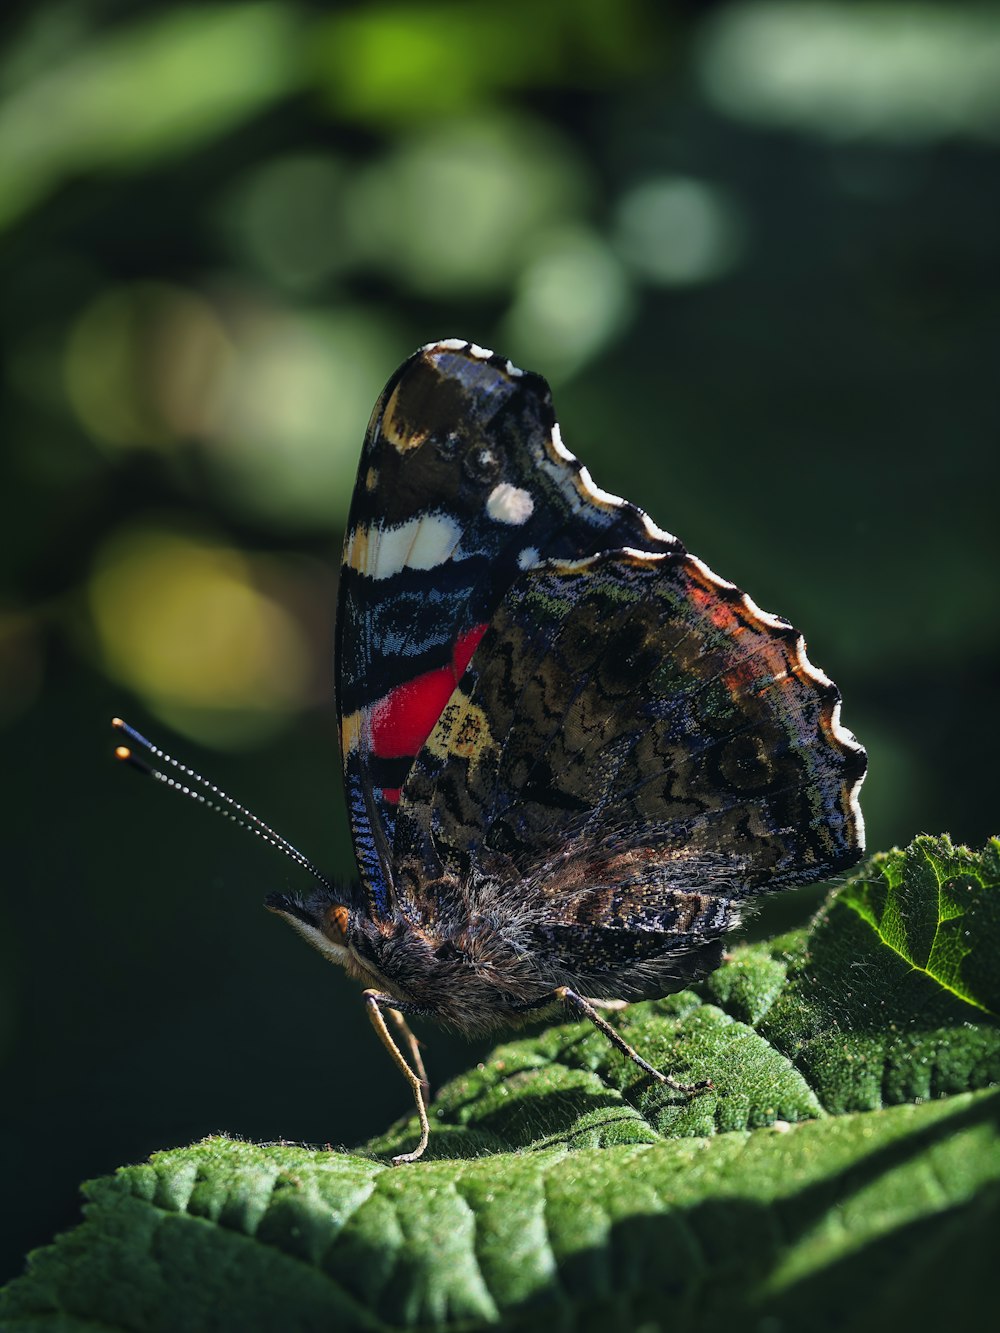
(347, 115, 588, 296)
(65, 283, 233, 450)
(503, 228, 633, 380)
(0, 4, 302, 231)
(207, 306, 404, 530)
(315, 0, 663, 123)
(614, 176, 748, 286)
(699, 2, 1000, 144)
(65, 284, 402, 530)
(219, 153, 352, 291)
(88, 526, 312, 747)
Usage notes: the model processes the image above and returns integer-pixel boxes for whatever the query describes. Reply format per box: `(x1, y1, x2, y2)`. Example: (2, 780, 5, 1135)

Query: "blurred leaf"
(346, 115, 590, 297)
(699, 2, 1000, 144)
(502, 225, 633, 380)
(3, 836, 998, 1328)
(87, 525, 314, 746)
(65, 283, 234, 450)
(0, 4, 301, 230)
(315, 0, 667, 123)
(216, 153, 354, 292)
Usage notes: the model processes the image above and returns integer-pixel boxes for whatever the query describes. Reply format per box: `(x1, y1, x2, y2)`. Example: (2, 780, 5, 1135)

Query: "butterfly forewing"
(336, 341, 682, 914)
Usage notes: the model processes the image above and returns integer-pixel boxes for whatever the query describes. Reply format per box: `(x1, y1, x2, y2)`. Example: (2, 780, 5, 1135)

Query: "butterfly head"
(265, 888, 355, 966)
(265, 885, 415, 1001)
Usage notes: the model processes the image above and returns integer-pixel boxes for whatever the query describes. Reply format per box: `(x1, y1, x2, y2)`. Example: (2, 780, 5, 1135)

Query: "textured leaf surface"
(3, 836, 998, 1332)
(3, 1100, 998, 1333)
(749, 835, 1000, 1117)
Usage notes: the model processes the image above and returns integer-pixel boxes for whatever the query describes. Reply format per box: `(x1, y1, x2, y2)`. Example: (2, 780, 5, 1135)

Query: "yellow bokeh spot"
(88, 525, 312, 746)
(65, 282, 233, 450)
(65, 282, 398, 528)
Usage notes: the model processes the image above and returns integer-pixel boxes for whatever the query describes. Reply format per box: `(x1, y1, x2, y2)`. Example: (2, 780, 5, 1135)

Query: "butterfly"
(265, 339, 867, 1163)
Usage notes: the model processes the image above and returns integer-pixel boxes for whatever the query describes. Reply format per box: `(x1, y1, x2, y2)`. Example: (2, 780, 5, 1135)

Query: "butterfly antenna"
(111, 717, 333, 891)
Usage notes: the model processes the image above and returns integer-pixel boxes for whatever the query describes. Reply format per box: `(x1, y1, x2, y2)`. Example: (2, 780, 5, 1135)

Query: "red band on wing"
(370, 623, 488, 761)
(452, 622, 488, 678)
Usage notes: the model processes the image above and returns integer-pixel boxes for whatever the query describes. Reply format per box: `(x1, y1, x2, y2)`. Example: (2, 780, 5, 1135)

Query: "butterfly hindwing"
(390, 548, 866, 970)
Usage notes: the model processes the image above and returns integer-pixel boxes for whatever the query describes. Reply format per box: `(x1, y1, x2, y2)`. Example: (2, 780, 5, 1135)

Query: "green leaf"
(4, 835, 999, 1331)
(840, 834, 1000, 1015)
(750, 834, 1000, 1116)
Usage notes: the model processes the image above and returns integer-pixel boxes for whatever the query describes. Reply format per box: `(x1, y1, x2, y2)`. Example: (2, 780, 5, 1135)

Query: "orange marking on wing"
(345, 525, 371, 575)
(381, 381, 432, 451)
(722, 666, 754, 695)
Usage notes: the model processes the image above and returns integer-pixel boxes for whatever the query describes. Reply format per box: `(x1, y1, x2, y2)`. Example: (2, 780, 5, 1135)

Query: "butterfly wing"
(337, 341, 680, 915)
(390, 547, 866, 987)
(398, 549, 866, 879)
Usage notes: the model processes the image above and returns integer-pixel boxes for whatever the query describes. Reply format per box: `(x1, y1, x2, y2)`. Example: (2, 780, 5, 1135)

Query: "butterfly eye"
(324, 904, 350, 944)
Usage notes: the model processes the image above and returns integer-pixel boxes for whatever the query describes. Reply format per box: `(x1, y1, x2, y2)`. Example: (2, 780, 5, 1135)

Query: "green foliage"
(3, 835, 998, 1331)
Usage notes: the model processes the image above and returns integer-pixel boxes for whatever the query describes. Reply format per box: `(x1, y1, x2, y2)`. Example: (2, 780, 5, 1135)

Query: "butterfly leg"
(385, 1005, 430, 1105)
(363, 990, 431, 1165)
(555, 986, 713, 1095)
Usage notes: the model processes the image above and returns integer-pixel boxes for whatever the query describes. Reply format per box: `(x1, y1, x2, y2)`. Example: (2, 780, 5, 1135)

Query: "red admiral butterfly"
(262, 340, 867, 1163)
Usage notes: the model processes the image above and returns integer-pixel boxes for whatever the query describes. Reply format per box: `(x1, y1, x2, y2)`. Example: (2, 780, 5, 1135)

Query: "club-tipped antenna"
(111, 717, 333, 891)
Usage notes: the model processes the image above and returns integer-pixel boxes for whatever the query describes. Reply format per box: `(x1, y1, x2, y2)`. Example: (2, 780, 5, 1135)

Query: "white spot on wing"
(550, 422, 573, 461)
(831, 699, 868, 847)
(686, 553, 738, 592)
(426, 338, 467, 353)
(551, 422, 679, 545)
(504, 359, 524, 377)
(849, 776, 867, 850)
(487, 482, 534, 525)
(518, 546, 540, 568)
(794, 635, 834, 689)
(577, 464, 628, 511)
(640, 512, 680, 544)
(619, 547, 669, 563)
(370, 514, 462, 580)
(797, 642, 868, 768)
(742, 591, 791, 630)
(793, 637, 868, 850)
(407, 514, 463, 570)
(468, 343, 494, 359)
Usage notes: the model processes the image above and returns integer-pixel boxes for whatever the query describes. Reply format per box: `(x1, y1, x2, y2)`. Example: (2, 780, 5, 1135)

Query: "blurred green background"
(2, 0, 998, 1282)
